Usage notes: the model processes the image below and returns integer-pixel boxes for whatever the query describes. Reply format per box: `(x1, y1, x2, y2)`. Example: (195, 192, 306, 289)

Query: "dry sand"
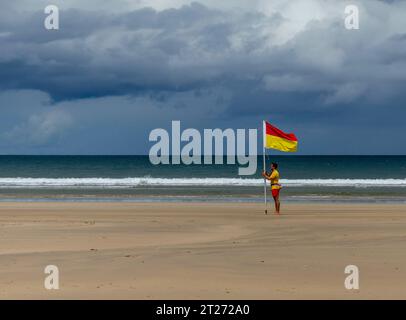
(0, 202, 405, 299)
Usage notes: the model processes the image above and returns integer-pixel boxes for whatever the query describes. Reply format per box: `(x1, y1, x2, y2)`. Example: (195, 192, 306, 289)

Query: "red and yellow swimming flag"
(263, 121, 298, 152)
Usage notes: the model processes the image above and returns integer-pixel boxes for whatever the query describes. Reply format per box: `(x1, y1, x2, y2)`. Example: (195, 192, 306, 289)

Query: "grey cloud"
(0, 0, 406, 154)
(5, 108, 73, 146)
(0, 1, 404, 104)
(0, 88, 232, 154)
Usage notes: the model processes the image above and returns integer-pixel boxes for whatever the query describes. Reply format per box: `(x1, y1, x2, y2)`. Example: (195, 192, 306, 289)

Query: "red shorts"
(272, 189, 280, 197)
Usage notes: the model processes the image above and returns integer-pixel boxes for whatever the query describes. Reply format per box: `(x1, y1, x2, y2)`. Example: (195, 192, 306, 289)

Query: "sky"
(0, 0, 405, 155)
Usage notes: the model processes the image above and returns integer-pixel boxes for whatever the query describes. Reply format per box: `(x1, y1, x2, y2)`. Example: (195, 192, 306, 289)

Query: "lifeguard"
(262, 162, 281, 214)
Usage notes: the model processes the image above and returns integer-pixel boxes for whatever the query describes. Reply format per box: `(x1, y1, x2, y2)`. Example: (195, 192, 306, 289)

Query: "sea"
(0, 155, 405, 203)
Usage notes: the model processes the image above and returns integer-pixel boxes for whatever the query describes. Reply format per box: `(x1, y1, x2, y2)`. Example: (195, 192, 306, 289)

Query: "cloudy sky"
(0, 0, 405, 155)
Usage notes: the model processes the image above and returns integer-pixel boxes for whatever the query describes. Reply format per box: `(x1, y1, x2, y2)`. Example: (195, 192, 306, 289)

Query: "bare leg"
(273, 195, 280, 214)
(273, 196, 278, 214)
(276, 196, 280, 214)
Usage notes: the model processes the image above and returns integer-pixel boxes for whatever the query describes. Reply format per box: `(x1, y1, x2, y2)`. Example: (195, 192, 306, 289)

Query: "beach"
(1, 201, 406, 299)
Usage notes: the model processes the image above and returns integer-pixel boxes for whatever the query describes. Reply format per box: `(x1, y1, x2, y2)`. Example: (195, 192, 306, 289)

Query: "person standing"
(262, 162, 282, 214)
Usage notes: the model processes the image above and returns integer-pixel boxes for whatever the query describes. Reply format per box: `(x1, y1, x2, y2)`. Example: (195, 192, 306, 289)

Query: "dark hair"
(271, 162, 278, 169)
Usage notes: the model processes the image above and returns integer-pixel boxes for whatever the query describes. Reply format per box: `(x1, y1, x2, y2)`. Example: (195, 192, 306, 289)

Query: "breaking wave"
(0, 178, 405, 188)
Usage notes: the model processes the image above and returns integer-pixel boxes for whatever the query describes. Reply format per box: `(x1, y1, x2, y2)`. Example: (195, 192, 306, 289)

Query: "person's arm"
(262, 171, 271, 180)
(269, 171, 277, 179)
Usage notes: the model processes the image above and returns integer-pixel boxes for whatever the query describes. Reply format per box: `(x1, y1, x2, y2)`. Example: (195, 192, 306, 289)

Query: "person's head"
(271, 162, 278, 170)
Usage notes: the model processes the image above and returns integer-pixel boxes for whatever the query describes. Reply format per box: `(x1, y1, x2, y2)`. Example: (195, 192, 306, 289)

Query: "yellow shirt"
(269, 170, 281, 190)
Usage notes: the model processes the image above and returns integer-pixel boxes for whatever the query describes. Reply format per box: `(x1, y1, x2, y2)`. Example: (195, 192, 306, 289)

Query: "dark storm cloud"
(0, 2, 285, 100)
(0, 0, 406, 154)
(0, 4, 223, 99)
(1, 1, 405, 103)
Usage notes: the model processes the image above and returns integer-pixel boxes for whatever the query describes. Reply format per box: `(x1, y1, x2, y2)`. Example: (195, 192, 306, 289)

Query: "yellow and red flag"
(263, 121, 298, 152)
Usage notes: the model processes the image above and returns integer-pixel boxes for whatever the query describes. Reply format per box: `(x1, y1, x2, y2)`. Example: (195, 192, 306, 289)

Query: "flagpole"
(263, 120, 267, 215)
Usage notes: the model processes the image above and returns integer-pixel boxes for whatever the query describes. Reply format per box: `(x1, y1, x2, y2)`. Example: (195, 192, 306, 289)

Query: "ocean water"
(0, 155, 405, 202)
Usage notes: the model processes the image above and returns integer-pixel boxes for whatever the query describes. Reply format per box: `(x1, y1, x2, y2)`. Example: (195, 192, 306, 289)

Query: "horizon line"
(0, 154, 405, 157)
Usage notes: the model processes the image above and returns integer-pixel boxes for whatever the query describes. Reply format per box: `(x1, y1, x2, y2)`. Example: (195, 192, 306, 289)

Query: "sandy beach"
(0, 201, 406, 299)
